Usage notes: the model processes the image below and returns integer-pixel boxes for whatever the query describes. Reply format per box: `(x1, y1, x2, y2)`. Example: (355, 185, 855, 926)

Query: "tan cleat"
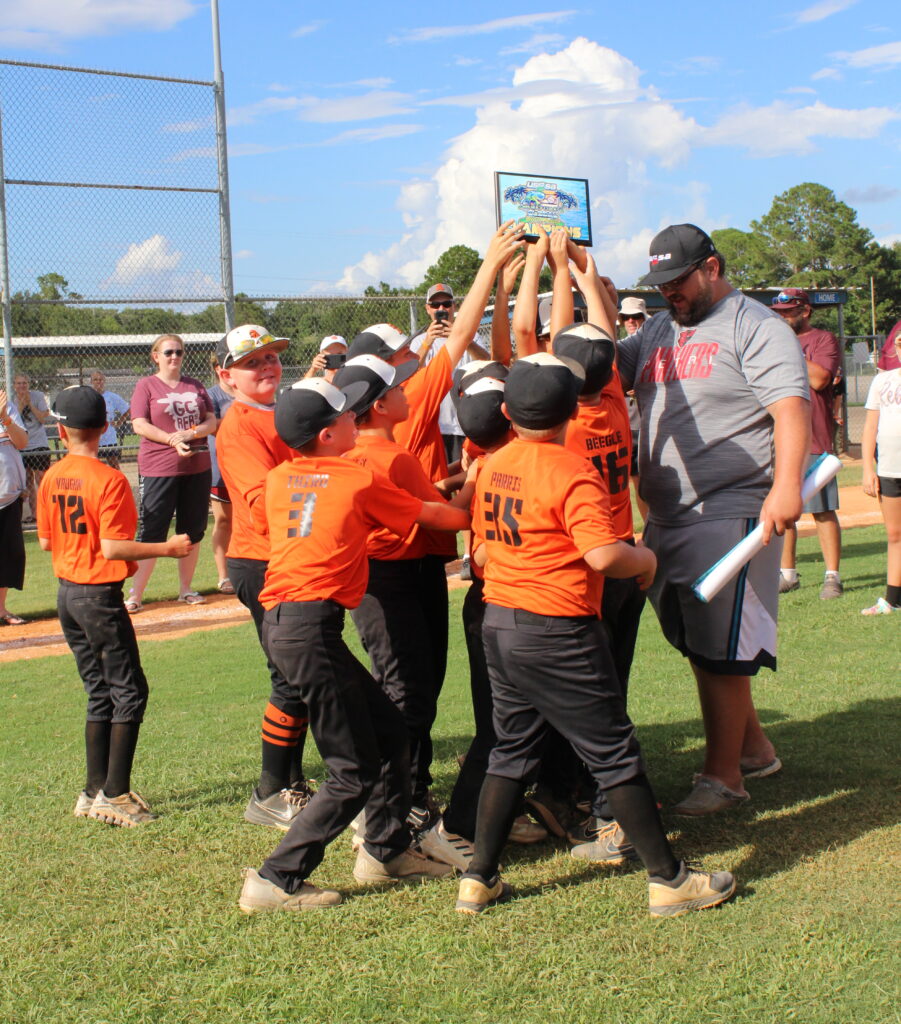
(352, 844, 454, 885)
(73, 790, 96, 818)
(648, 862, 736, 918)
(88, 790, 157, 828)
(238, 868, 342, 913)
(455, 874, 513, 915)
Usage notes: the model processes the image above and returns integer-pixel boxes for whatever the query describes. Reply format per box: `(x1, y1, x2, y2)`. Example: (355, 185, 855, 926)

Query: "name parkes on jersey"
(637, 341, 719, 384)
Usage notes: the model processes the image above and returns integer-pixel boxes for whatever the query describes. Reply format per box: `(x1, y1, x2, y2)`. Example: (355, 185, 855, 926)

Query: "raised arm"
(443, 222, 525, 370)
(490, 252, 525, 365)
(569, 256, 618, 338)
(511, 226, 549, 357)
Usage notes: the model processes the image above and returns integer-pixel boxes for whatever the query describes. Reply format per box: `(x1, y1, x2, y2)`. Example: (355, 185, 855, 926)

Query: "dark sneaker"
(819, 577, 844, 600)
(508, 814, 547, 844)
(569, 819, 637, 864)
(244, 788, 308, 831)
(406, 794, 440, 834)
(648, 861, 736, 918)
(455, 873, 513, 915)
(418, 819, 474, 871)
(74, 790, 95, 818)
(353, 845, 454, 885)
(778, 574, 800, 594)
(525, 786, 574, 837)
(89, 790, 156, 828)
(238, 868, 342, 913)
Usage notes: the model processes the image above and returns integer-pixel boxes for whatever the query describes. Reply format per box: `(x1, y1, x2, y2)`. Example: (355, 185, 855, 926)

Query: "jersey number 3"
(483, 491, 522, 547)
(52, 493, 87, 534)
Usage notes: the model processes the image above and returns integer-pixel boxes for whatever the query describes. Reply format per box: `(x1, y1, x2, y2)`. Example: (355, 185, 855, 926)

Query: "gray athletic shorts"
(643, 517, 783, 676)
(803, 476, 839, 515)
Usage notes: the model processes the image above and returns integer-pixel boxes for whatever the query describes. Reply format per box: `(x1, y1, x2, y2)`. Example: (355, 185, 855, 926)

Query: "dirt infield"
(1, 483, 883, 664)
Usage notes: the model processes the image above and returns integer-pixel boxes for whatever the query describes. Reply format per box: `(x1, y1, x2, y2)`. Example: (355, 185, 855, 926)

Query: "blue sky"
(2, 0, 900, 299)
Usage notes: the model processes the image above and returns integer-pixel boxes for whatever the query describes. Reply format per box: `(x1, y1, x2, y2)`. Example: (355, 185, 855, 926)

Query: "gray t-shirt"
(617, 289, 809, 525)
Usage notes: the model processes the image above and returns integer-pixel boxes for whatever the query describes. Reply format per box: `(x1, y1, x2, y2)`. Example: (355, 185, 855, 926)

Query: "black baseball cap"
(639, 224, 717, 286)
(452, 377, 511, 450)
(52, 385, 107, 429)
(333, 354, 418, 417)
(274, 378, 368, 450)
(453, 359, 509, 395)
(347, 323, 411, 361)
(504, 353, 582, 430)
(552, 322, 615, 395)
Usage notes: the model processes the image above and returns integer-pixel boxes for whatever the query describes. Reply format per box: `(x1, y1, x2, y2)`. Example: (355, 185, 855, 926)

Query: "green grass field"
(0, 528, 897, 1024)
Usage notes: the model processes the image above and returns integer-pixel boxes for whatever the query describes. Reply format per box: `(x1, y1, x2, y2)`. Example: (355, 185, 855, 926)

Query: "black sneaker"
(525, 786, 574, 838)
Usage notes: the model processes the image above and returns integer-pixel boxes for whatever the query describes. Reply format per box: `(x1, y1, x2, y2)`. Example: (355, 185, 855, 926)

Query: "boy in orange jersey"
(455, 355, 736, 919)
(215, 324, 315, 833)
(36, 387, 193, 827)
(336, 353, 475, 866)
(238, 378, 471, 913)
(343, 225, 526, 824)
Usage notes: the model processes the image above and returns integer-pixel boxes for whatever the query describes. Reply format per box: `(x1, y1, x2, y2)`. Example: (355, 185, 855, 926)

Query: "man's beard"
(665, 277, 716, 326)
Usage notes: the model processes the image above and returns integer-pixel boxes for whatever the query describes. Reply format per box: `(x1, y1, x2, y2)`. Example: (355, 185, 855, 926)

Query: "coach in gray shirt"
(617, 224, 810, 816)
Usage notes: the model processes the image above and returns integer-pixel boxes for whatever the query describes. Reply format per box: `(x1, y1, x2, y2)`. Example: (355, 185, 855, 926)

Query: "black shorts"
(22, 448, 51, 473)
(137, 470, 211, 544)
(879, 476, 901, 498)
(0, 498, 25, 589)
(57, 579, 148, 723)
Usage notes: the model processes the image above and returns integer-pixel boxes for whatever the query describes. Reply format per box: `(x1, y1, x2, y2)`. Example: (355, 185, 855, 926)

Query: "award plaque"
(495, 171, 592, 246)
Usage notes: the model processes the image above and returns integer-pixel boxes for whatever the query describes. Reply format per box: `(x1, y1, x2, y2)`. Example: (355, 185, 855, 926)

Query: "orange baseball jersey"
(473, 438, 618, 617)
(259, 456, 425, 610)
(343, 434, 447, 560)
(37, 453, 138, 584)
(394, 346, 452, 484)
(564, 368, 634, 541)
(217, 401, 295, 561)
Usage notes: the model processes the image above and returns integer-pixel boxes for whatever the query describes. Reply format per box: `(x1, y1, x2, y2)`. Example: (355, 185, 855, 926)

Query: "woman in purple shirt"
(126, 334, 217, 612)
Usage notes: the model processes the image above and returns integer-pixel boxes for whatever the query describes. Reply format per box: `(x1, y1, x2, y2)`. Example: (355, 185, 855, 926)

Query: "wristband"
(192, 427, 199, 438)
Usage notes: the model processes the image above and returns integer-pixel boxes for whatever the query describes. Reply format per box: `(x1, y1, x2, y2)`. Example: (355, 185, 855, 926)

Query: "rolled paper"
(691, 453, 842, 604)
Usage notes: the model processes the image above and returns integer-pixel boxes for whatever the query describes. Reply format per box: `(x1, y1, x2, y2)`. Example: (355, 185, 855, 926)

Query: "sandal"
(0, 613, 27, 626)
(217, 579, 235, 595)
(178, 591, 206, 605)
(125, 592, 143, 614)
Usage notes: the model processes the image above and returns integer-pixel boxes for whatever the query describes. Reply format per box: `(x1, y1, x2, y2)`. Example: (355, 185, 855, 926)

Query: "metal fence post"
(211, 0, 235, 334)
(0, 101, 14, 396)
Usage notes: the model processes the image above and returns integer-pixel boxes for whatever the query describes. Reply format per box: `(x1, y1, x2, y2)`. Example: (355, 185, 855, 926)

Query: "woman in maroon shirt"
(126, 334, 216, 612)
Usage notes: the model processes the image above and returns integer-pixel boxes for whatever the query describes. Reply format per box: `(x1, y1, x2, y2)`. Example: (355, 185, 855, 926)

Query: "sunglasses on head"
(774, 293, 804, 306)
(162, 349, 184, 357)
(429, 300, 453, 309)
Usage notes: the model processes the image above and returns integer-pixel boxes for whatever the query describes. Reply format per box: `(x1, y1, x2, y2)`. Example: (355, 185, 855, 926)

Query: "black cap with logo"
(639, 224, 717, 286)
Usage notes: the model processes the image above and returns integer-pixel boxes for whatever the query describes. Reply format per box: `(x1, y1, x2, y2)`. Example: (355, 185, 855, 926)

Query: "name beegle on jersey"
(637, 343, 718, 383)
(156, 392, 201, 431)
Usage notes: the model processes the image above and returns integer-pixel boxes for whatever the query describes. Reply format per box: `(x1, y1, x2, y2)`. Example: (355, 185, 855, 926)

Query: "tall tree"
(710, 228, 780, 289)
(419, 245, 482, 296)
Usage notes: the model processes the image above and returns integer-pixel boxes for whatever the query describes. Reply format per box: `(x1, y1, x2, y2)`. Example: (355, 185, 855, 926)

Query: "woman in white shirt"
(861, 332, 901, 614)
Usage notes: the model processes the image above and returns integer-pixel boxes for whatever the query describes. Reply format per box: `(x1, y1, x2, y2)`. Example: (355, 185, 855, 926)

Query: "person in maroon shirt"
(878, 319, 901, 371)
(772, 289, 844, 599)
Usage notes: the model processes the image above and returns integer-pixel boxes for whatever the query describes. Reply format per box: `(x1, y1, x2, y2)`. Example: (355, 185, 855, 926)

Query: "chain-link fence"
(0, 57, 230, 397)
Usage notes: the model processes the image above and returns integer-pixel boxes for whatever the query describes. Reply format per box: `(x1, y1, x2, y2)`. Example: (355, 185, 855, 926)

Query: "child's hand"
(566, 235, 588, 274)
(634, 544, 657, 591)
(167, 534, 194, 558)
(499, 251, 526, 294)
(547, 229, 570, 273)
(570, 252, 600, 295)
(485, 221, 526, 271)
(525, 224, 550, 263)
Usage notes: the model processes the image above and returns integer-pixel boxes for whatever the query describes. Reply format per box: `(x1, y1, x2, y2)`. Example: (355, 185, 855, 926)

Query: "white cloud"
(227, 90, 415, 126)
(811, 66, 842, 80)
(664, 56, 723, 75)
(389, 11, 576, 44)
(783, 86, 818, 94)
(338, 38, 699, 291)
(791, 0, 859, 24)
(292, 20, 325, 38)
(843, 185, 901, 204)
(107, 234, 181, 286)
(234, 249, 254, 259)
(268, 83, 291, 93)
(316, 124, 423, 146)
(454, 56, 481, 67)
(876, 233, 901, 247)
(702, 100, 898, 156)
(500, 33, 566, 56)
(0, 0, 194, 47)
(832, 40, 901, 69)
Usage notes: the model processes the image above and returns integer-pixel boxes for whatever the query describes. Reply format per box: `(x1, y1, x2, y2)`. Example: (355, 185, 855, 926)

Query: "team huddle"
(36, 221, 812, 921)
